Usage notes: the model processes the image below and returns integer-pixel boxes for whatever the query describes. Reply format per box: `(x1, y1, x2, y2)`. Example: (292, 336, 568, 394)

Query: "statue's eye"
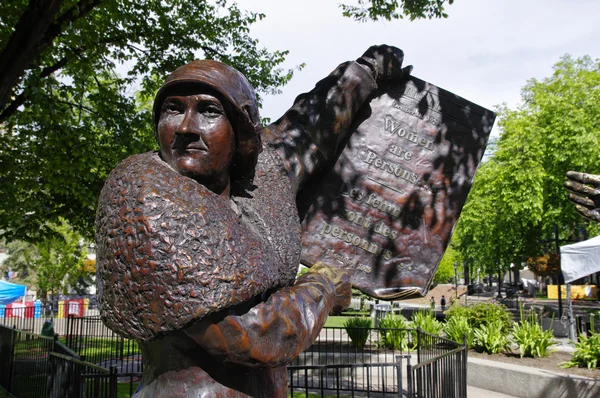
(162, 100, 182, 114)
(200, 102, 225, 118)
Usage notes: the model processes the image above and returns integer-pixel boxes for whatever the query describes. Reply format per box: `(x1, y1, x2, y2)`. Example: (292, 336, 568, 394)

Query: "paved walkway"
(468, 385, 517, 397)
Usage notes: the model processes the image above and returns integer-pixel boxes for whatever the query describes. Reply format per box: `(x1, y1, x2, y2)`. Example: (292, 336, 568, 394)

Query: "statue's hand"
(358, 44, 413, 82)
(564, 171, 600, 222)
(307, 262, 352, 314)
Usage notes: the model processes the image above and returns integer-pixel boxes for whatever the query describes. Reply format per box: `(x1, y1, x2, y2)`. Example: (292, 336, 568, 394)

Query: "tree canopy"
(1, 218, 89, 303)
(454, 55, 600, 278)
(0, 0, 297, 242)
(340, 0, 455, 22)
(432, 244, 463, 285)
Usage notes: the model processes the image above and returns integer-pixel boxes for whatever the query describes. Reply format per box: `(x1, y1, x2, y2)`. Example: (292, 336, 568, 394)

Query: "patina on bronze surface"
(96, 47, 409, 396)
(301, 76, 496, 299)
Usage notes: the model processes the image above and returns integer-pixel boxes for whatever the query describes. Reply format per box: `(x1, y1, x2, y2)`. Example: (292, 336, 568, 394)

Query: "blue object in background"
(0, 280, 27, 305)
(0, 304, 5, 318)
(34, 300, 42, 318)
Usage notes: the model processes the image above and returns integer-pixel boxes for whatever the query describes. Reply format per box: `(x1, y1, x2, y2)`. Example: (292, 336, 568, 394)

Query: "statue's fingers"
(566, 171, 600, 187)
(564, 179, 600, 197)
(567, 193, 596, 209)
(575, 204, 600, 223)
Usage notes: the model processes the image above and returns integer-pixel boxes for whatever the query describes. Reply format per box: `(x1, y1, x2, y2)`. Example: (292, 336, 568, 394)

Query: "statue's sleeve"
(184, 264, 351, 368)
(263, 60, 377, 195)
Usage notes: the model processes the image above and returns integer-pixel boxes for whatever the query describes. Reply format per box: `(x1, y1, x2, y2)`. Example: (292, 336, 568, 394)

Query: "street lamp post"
(454, 262, 458, 300)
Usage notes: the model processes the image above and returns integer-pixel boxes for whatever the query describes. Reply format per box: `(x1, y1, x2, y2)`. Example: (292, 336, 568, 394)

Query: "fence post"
(396, 355, 403, 398)
(110, 365, 118, 398)
(406, 360, 413, 398)
(7, 326, 16, 394)
(416, 327, 422, 364)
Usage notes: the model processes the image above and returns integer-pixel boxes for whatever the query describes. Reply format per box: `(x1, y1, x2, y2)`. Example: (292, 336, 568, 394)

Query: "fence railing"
(47, 352, 117, 398)
(290, 327, 466, 397)
(2, 316, 467, 398)
(0, 326, 54, 398)
(288, 360, 407, 397)
(0, 324, 119, 398)
(64, 315, 142, 374)
(408, 330, 468, 398)
(292, 326, 414, 367)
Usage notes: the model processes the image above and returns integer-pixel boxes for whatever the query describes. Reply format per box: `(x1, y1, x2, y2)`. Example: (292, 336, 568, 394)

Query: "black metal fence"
(0, 324, 119, 398)
(0, 326, 54, 398)
(289, 326, 467, 397)
(408, 331, 468, 398)
(47, 352, 117, 398)
(2, 318, 467, 398)
(64, 315, 142, 374)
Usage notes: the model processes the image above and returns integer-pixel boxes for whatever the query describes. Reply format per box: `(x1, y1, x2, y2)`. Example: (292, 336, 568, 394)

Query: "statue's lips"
(179, 142, 208, 151)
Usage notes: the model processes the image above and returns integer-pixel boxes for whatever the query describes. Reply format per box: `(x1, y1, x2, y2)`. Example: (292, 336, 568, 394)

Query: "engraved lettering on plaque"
(301, 76, 495, 300)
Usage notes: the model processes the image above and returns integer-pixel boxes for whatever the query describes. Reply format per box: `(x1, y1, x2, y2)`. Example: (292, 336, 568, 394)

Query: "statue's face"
(157, 87, 235, 194)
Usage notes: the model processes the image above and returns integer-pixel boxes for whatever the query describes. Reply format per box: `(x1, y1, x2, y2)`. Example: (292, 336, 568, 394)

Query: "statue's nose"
(178, 110, 200, 135)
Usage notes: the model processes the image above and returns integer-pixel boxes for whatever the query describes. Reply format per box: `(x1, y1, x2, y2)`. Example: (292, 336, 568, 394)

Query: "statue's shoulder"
(103, 151, 166, 184)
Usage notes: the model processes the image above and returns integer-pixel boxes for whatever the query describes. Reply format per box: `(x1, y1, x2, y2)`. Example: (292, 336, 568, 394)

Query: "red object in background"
(64, 299, 85, 317)
(5, 301, 35, 318)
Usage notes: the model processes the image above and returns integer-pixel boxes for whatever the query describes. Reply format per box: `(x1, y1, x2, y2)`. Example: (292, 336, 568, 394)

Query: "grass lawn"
(324, 315, 374, 328)
(118, 382, 139, 398)
(324, 315, 353, 328)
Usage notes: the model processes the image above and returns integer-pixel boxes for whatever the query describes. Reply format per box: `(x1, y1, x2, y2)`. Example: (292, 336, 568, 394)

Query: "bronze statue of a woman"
(95, 45, 411, 397)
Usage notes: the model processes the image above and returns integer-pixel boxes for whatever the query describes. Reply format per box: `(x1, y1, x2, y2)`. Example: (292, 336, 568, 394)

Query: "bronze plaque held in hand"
(300, 76, 496, 299)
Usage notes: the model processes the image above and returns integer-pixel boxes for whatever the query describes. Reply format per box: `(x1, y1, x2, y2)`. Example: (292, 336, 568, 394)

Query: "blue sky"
(244, 0, 600, 137)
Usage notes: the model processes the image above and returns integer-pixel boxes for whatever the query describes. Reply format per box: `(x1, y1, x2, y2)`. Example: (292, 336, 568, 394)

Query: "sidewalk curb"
(468, 357, 600, 398)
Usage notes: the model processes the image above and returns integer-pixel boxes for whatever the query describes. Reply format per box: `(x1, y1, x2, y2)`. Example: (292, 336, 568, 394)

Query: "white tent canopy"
(560, 235, 600, 284)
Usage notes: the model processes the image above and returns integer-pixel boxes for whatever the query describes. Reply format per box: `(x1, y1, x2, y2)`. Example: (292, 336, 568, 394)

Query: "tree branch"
(0, 0, 103, 117)
(0, 0, 63, 110)
(0, 46, 85, 123)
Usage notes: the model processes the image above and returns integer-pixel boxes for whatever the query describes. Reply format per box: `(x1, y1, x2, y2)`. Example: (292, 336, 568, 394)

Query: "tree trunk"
(0, 0, 63, 110)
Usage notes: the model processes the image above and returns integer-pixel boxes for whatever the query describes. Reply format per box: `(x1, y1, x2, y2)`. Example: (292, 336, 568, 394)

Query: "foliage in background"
(410, 310, 443, 349)
(343, 317, 372, 349)
(0, 0, 298, 242)
(340, 0, 455, 22)
(512, 306, 556, 358)
(2, 218, 89, 303)
(32, 218, 88, 304)
(443, 314, 474, 348)
(454, 55, 600, 277)
(433, 245, 463, 285)
(1, 240, 37, 281)
(445, 303, 513, 333)
(526, 253, 561, 277)
(473, 320, 511, 354)
(378, 313, 411, 351)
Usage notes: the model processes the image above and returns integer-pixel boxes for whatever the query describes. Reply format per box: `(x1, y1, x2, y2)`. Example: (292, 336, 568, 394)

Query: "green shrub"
(443, 314, 474, 348)
(343, 317, 372, 349)
(560, 328, 600, 369)
(473, 320, 511, 354)
(445, 303, 512, 332)
(512, 307, 556, 358)
(411, 310, 443, 349)
(378, 314, 411, 351)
